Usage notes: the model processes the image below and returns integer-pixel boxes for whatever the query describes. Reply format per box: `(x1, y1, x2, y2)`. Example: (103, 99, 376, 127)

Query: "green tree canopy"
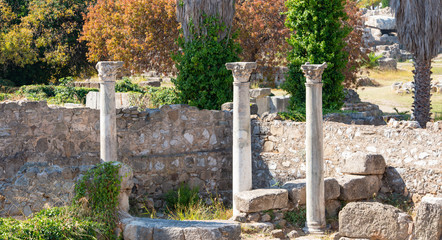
(0, 0, 94, 86)
(283, 0, 351, 111)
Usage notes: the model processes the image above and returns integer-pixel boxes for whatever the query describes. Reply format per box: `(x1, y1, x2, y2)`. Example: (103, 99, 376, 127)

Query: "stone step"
(234, 189, 288, 213)
(121, 217, 241, 240)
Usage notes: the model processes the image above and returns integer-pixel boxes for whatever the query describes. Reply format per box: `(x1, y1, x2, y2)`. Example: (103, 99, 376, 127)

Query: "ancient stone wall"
(0, 101, 233, 216)
(1, 101, 441, 217)
(252, 118, 442, 197)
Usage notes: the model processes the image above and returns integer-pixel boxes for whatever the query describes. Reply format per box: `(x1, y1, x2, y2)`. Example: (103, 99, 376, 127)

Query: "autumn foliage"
(81, 0, 179, 73)
(343, 0, 370, 88)
(234, 0, 290, 66)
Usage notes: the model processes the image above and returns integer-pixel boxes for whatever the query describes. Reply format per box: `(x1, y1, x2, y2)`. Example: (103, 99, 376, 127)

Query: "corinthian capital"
(301, 62, 328, 84)
(226, 62, 257, 83)
(96, 61, 124, 81)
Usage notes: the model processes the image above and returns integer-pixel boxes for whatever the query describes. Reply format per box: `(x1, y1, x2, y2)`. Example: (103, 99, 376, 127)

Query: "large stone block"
(414, 195, 442, 240)
(366, 16, 396, 30)
(282, 180, 306, 206)
(249, 88, 271, 99)
(234, 189, 288, 213)
(339, 202, 413, 240)
(341, 153, 386, 175)
(378, 58, 397, 71)
(337, 175, 381, 201)
(122, 218, 240, 240)
(282, 178, 340, 206)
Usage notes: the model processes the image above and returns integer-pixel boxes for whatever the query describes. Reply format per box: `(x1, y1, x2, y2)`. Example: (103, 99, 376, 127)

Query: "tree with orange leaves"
(81, 0, 179, 73)
(234, 0, 290, 67)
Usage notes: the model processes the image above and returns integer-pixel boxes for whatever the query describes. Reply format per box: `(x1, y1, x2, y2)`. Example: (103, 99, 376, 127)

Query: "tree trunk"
(176, 0, 235, 42)
(412, 57, 432, 128)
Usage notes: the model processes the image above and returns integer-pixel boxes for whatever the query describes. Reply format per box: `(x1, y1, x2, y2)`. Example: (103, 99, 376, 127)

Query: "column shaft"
(232, 81, 252, 215)
(100, 81, 117, 162)
(301, 62, 327, 234)
(96, 61, 123, 162)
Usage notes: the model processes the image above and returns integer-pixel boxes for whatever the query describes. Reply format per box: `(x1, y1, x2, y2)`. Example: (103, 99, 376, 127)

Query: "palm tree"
(390, 0, 442, 128)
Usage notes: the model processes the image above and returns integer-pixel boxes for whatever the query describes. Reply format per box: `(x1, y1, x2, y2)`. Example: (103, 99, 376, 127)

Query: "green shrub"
(0, 93, 8, 101)
(0, 206, 103, 240)
(283, 0, 351, 111)
(147, 87, 180, 107)
(74, 162, 122, 239)
(164, 183, 200, 211)
(172, 15, 241, 110)
(18, 85, 57, 98)
(116, 77, 144, 93)
(381, 0, 390, 8)
(278, 109, 306, 122)
(74, 87, 99, 104)
(284, 207, 306, 228)
(363, 52, 383, 69)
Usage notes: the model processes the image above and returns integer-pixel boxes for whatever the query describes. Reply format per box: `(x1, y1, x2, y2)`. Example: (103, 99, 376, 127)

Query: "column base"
(302, 222, 326, 234)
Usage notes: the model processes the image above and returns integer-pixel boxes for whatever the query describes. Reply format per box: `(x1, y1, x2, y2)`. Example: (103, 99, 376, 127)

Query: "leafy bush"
(363, 52, 384, 69)
(17, 84, 97, 104)
(381, 0, 390, 8)
(0, 206, 102, 240)
(147, 87, 180, 107)
(0, 93, 8, 101)
(284, 207, 306, 228)
(278, 109, 306, 122)
(357, 0, 382, 8)
(164, 183, 200, 211)
(283, 0, 351, 111)
(172, 15, 241, 110)
(74, 162, 122, 239)
(115, 77, 145, 93)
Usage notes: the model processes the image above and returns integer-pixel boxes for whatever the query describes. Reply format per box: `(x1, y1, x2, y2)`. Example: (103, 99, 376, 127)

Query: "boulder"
(325, 178, 341, 200)
(339, 202, 413, 240)
(282, 177, 340, 206)
(337, 175, 381, 201)
(240, 222, 274, 233)
(366, 16, 396, 30)
(249, 88, 271, 99)
(378, 58, 397, 71)
(139, 80, 161, 87)
(341, 153, 386, 175)
(326, 200, 342, 218)
(234, 189, 288, 213)
(282, 180, 306, 206)
(414, 195, 442, 240)
(122, 218, 241, 240)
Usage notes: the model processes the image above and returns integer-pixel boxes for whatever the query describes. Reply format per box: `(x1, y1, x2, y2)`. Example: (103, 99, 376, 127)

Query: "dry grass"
(358, 59, 442, 114)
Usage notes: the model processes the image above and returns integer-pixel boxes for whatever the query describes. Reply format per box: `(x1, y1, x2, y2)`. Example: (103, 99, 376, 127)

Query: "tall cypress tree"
(283, 0, 351, 111)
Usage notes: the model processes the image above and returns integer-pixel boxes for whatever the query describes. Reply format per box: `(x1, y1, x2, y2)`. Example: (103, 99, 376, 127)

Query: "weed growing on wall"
(74, 162, 122, 239)
(284, 207, 307, 228)
(172, 15, 241, 110)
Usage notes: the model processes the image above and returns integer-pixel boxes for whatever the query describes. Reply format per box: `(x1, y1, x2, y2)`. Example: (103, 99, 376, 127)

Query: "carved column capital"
(301, 62, 328, 84)
(96, 61, 124, 81)
(226, 62, 257, 83)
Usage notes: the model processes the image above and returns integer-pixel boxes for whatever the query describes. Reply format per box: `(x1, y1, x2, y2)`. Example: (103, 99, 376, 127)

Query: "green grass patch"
(284, 207, 306, 228)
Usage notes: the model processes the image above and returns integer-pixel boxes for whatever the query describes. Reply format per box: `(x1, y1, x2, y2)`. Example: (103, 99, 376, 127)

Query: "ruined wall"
(0, 101, 232, 216)
(1, 101, 441, 217)
(252, 119, 442, 197)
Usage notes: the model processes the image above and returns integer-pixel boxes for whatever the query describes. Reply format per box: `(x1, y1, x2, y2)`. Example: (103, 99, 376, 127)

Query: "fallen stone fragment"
(414, 195, 442, 240)
(234, 189, 288, 213)
(339, 202, 413, 240)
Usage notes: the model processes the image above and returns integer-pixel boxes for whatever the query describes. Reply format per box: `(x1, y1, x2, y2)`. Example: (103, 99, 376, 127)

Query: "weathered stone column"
(96, 61, 123, 162)
(302, 62, 328, 234)
(226, 62, 257, 215)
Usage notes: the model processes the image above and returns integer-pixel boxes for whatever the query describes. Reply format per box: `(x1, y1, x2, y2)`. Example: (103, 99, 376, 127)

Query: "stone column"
(226, 62, 257, 215)
(96, 61, 123, 162)
(302, 62, 328, 234)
